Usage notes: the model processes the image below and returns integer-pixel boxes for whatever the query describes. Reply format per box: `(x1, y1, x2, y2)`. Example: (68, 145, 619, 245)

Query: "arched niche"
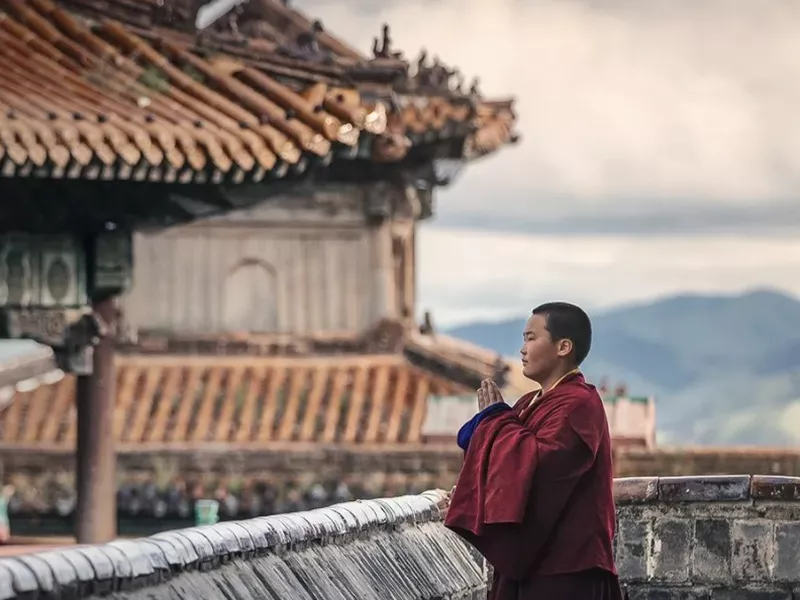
(222, 258, 278, 333)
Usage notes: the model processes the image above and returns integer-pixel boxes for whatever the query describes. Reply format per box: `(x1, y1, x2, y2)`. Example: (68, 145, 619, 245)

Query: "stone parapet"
(0, 490, 487, 600)
(615, 475, 800, 599)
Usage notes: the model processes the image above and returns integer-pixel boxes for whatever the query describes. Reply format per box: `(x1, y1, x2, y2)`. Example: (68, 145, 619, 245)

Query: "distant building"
(599, 381, 657, 449)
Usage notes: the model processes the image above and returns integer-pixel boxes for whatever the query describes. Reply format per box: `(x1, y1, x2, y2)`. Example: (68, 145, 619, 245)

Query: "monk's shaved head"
(531, 302, 592, 366)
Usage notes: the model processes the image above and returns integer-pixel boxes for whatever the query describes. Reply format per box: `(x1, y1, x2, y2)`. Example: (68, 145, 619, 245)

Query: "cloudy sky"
(305, 0, 800, 326)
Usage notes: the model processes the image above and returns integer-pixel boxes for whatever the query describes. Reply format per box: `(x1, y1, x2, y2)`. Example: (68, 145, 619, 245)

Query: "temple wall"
(121, 189, 404, 337)
(0, 448, 464, 524)
(2, 476, 800, 599)
(7, 446, 800, 522)
(615, 446, 800, 477)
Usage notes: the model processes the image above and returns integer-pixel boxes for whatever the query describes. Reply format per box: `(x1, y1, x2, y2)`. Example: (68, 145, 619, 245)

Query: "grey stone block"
(0, 564, 13, 600)
(750, 476, 800, 501)
(27, 550, 79, 591)
(615, 477, 660, 504)
(12, 554, 57, 594)
(773, 522, 800, 582)
(710, 587, 791, 599)
(693, 519, 732, 582)
(732, 520, 773, 582)
(616, 518, 650, 581)
(173, 528, 217, 563)
(626, 587, 710, 600)
(220, 521, 258, 553)
(135, 540, 173, 572)
(204, 522, 245, 556)
(56, 548, 95, 584)
(334, 501, 379, 531)
(73, 545, 115, 581)
(143, 534, 190, 568)
(650, 518, 692, 582)
(313, 508, 350, 538)
(372, 498, 404, 527)
(192, 524, 232, 557)
(107, 539, 155, 579)
(395, 496, 424, 523)
(151, 530, 200, 565)
(98, 544, 134, 585)
(295, 510, 339, 541)
(326, 505, 363, 533)
(659, 476, 751, 503)
(361, 500, 391, 527)
(252, 516, 292, 547)
(229, 519, 269, 550)
(419, 491, 445, 520)
(0, 560, 38, 597)
(270, 513, 315, 545)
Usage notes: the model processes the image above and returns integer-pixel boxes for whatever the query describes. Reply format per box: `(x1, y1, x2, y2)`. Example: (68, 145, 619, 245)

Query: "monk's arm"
(482, 405, 601, 523)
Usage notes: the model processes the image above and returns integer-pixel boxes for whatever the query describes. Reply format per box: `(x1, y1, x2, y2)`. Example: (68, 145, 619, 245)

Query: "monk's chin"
(521, 365, 540, 382)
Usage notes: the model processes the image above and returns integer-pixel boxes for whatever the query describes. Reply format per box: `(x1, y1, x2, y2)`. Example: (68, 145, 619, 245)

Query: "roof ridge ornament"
(195, 0, 249, 30)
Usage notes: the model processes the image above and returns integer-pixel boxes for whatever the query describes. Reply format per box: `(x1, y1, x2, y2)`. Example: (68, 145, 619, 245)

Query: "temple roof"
(0, 353, 474, 449)
(0, 0, 517, 183)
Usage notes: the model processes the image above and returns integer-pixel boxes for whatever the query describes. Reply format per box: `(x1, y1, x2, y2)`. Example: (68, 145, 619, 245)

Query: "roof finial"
(469, 76, 481, 97)
(373, 23, 392, 58)
(416, 48, 428, 74)
(373, 23, 402, 59)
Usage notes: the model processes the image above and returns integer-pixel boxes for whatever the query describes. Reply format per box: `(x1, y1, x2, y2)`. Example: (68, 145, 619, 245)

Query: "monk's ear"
(556, 338, 573, 358)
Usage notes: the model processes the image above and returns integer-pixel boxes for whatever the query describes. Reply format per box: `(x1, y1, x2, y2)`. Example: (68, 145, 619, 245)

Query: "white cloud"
(417, 226, 800, 326)
(305, 0, 800, 224)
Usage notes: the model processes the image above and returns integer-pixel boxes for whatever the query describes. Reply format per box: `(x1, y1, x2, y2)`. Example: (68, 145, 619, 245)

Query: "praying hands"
(477, 378, 505, 411)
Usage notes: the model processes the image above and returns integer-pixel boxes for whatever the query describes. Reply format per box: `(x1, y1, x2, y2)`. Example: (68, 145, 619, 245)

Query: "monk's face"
(520, 314, 561, 382)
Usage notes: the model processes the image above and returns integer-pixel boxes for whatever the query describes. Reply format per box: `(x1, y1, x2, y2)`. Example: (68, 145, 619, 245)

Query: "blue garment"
(456, 403, 512, 451)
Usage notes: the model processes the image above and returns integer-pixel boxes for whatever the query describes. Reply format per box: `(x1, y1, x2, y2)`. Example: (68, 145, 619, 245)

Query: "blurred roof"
(0, 340, 63, 406)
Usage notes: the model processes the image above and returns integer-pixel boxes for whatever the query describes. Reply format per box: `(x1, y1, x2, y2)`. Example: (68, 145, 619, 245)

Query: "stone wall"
(0, 490, 487, 600)
(616, 475, 800, 599)
(2, 476, 800, 599)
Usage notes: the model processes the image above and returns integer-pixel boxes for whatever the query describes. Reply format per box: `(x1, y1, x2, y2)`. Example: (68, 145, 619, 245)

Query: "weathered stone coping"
(0, 489, 488, 600)
(614, 474, 800, 504)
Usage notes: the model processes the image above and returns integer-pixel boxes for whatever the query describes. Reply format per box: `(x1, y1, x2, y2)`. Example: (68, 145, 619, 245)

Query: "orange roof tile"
(0, 0, 517, 181)
(0, 353, 471, 449)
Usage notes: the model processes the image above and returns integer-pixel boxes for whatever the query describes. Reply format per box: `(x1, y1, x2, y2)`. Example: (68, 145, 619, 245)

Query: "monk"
(445, 302, 622, 599)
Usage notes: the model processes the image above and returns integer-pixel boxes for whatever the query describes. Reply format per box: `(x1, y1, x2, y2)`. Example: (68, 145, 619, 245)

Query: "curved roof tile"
(0, 0, 518, 181)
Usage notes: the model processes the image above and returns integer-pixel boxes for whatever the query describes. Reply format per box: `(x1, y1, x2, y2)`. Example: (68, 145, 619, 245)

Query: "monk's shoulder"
(563, 382, 607, 422)
(564, 381, 603, 408)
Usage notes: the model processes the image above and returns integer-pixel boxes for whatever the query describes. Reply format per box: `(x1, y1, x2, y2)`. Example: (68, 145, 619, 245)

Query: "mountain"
(446, 289, 800, 445)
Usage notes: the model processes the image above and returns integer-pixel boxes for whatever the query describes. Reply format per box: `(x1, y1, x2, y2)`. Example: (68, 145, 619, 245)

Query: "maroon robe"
(444, 373, 622, 600)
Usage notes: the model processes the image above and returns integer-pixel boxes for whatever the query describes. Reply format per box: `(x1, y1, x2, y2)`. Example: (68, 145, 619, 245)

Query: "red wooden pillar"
(74, 297, 117, 543)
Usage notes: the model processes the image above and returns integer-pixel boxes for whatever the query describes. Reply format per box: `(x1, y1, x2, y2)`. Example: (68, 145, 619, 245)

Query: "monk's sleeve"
(445, 402, 604, 579)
